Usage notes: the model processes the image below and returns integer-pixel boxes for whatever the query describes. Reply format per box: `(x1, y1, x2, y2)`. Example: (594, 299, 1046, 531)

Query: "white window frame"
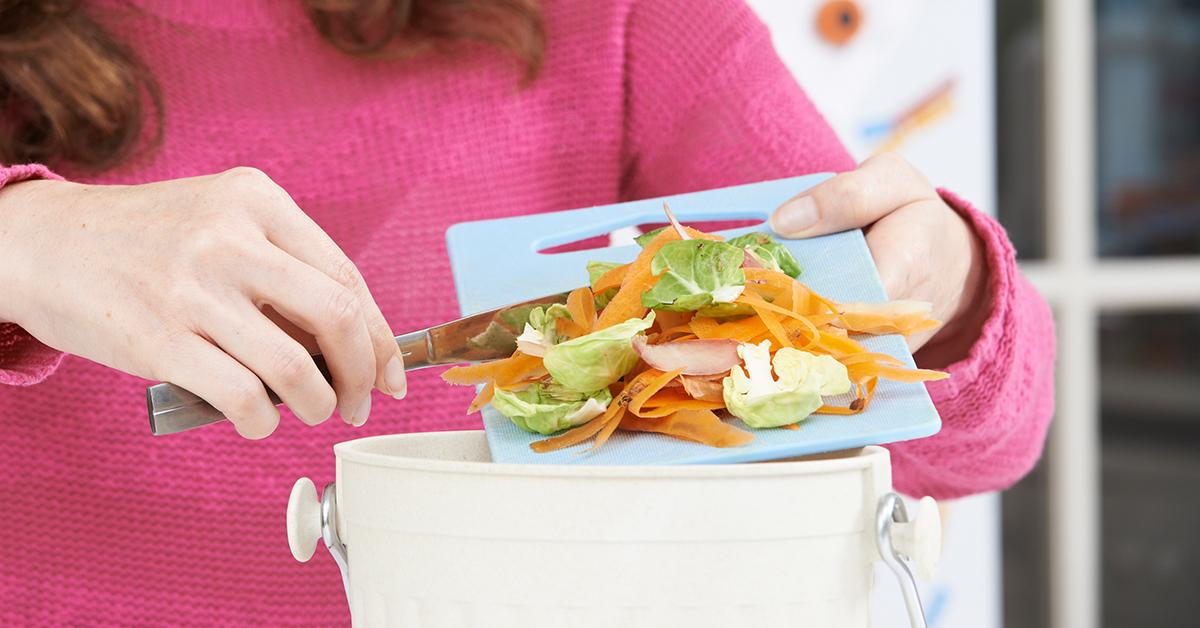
(1032, 2, 1200, 626)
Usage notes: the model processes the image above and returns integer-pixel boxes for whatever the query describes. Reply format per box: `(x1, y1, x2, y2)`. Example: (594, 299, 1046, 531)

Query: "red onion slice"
(632, 335, 741, 376)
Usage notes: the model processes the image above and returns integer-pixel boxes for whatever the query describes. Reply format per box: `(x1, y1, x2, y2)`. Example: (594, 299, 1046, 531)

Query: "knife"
(146, 291, 571, 435)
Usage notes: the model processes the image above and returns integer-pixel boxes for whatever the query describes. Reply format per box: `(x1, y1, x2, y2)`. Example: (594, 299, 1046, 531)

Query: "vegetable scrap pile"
(443, 208, 948, 453)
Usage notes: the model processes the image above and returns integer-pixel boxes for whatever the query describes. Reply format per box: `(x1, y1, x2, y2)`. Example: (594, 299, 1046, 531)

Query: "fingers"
(770, 152, 938, 238)
(258, 204, 406, 399)
(248, 247, 379, 426)
(198, 301, 339, 426)
(158, 333, 281, 439)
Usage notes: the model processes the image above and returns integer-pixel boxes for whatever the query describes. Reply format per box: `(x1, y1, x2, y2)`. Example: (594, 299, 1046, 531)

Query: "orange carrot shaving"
(790, 280, 807, 315)
(813, 330, 868, 358)
(691, 316, 767, 341)
(814, 404, 860, 416)
(592, 263, 629, 294)
(736, 292, 811, 324)
(554, 316, 574, 338)
(640, 388, 705, 407)
(847, 362, 948, 384)
(590, 407, 628, 450)
(822, 325, 849, 338)
(621, 409, 753, 448)
(636, 400, 726, 418)
(636, 388, 726, 417)
(442, 352, 545, 387)
(565, 286, 597, 335)
(834, 301, 941, 336)
(835, 352, 905, 367)
(815, 377, 880, 415)
(467, 382, 495, 414)
(837, 312, 940, 336)
(747, 302, 792, 349)
(652, 309, 693, 332)
(687, 316, 720, 338)
(627, 368, 684, 416)
(593, 269, 658, 330)
(656, 325, 697, 342)
(779, 316, 821, 349)
(529, 409, 613, 453)
(743, 267, 795, 298)
(495, 376, 545, 391)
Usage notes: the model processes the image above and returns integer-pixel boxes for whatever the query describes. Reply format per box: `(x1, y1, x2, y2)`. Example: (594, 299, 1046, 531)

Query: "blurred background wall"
(746, 1, 1199, 627)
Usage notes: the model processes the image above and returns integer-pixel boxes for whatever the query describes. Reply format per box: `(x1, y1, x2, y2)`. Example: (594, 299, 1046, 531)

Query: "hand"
(769, 153, 989, 362)
(0, 167, 405, 438)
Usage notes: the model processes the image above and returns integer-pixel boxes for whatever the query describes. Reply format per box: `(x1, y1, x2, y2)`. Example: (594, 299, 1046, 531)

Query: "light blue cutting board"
(446, 174, 941, 465)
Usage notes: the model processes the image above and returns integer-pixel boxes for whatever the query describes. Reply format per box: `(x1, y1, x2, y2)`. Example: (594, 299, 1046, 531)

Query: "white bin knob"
(287, 477, 322, 562)
(890, 496, 941, 581)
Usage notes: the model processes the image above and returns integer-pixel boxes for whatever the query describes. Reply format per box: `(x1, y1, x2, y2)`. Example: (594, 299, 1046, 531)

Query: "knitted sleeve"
(620, 0, 1056, 498)
(0, 164, 68, 386)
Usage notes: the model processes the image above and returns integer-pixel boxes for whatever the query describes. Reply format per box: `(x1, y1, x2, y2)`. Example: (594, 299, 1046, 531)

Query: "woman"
(0, 0, 1054, 623)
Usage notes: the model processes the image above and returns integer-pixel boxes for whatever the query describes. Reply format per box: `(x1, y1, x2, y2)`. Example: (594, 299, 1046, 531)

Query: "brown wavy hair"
(0, 0, 543, 172)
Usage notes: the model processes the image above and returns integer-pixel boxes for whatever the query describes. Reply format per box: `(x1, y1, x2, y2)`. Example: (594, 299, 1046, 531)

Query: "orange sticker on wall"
(816, 0, 862, 47)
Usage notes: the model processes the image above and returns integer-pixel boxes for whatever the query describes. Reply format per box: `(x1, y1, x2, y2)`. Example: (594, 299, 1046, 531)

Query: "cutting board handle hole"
(537, 219, 765, 255)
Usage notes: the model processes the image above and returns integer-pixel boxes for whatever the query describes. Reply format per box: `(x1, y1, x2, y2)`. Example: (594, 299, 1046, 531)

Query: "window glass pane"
(1100, 311, 1200, 626)
(997, 3, 1050, 624)
(1097, 0, 1200, 256)
(1001, 459, 1051, 628)
(996, 0, 1047, 260)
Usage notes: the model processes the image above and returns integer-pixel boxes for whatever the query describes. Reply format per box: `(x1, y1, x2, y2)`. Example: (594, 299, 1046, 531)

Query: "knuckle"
(331, 258, 363, 291)
(161, 291, 218, 332)
(322, 287, 362, 331)
(829, 174, 868, 209)
(177, 228, 246, 270)
(270, 343, 315, 386)
(222, 375, 266, 420)
(222, 166, 272, 189)
(221, 166, 289, 208)
(867, 151, 907, 170)
(868, 152, 933, 193)
(157, 328, 193, 356)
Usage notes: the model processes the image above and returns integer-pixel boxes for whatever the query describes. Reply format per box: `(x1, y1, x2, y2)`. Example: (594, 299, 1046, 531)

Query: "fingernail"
(347, 395, 371, 426)
(385, 354, 407, 400)
(771, 195, 819, 236)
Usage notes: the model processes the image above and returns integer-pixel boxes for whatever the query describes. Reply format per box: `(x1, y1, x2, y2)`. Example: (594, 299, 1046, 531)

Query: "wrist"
(0, 179, 74, 325)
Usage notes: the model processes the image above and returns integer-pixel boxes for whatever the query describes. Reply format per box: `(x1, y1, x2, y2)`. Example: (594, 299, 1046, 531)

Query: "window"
(997, 1, 1200, 627)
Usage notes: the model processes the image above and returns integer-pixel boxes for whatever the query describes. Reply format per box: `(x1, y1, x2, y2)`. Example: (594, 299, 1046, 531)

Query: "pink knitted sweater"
(0, 0, 1054, 624)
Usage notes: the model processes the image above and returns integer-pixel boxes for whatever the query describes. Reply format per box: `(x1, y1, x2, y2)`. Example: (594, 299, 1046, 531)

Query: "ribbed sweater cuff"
(0, 164, 67, 386)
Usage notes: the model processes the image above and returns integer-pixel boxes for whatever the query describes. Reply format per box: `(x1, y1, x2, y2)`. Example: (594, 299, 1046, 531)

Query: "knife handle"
(147, 330, 431, 436)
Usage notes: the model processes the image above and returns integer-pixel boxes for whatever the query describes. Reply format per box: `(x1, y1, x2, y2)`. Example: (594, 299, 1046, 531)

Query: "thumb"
(769, 152, 938, 238)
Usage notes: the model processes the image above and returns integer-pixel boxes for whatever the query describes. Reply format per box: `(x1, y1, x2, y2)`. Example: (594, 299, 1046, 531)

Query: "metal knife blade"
(146, 291, 571, 436)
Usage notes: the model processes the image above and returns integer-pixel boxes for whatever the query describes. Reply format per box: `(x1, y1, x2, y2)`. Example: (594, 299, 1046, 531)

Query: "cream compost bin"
(287, 431, 940, 627)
